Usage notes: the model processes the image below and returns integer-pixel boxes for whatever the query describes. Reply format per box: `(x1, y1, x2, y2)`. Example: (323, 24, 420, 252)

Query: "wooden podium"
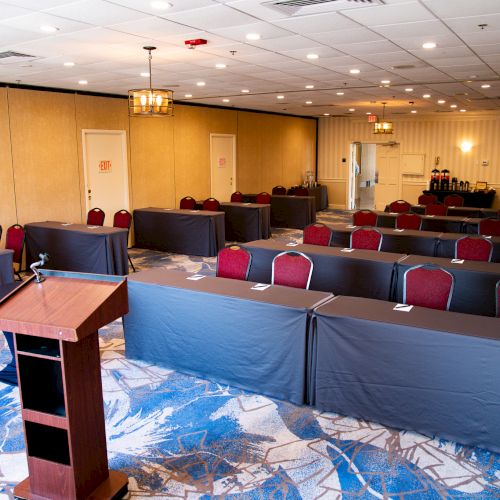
(0, 270, 129, 500)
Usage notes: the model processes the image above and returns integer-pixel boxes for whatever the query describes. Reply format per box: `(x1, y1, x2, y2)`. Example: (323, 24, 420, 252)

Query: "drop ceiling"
(0, 0, 500, 117)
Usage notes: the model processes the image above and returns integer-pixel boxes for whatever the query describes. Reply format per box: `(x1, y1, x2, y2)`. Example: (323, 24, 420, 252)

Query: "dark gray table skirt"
(436, 233, 500, 262)
(25, 222, 129, 275)
(270, 196, 316, 229)
(308, 186, 329, 211)
(376, 211, 465, 233)
(123, 269, 332, 405)
(221, 203, 271, 242)
(134, 208, 225, 257)
(311, 296, 500, 453)
(242, 240, 403, 299)
(0, 250, 14, 285)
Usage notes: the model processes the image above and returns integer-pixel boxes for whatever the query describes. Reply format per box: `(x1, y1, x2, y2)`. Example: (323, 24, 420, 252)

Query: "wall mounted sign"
(98, 160, 112, 173)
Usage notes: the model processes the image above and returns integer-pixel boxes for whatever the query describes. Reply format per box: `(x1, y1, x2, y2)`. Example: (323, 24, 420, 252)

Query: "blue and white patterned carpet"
(1, 210, 500, 499)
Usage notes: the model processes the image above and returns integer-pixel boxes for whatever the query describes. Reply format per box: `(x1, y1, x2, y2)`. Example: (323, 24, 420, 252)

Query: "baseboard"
(328, 203, 346, 210)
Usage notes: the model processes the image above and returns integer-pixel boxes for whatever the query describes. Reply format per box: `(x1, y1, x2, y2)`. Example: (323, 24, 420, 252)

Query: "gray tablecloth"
(422, 189, 496, 208)
(221, 202, 271, 242)
(376, 211, 466, 233)
(123, 269, 332, 405)
(134, 208, 225, 257)
(271, 195, 316, 229)
(436, 232, 500, 263)
(242, 240, 403, 299)
(25, 222, 129, 275)
(0, 250, 14, 285)
(311, 295, 500, 453)
(308, 186, 329, 211)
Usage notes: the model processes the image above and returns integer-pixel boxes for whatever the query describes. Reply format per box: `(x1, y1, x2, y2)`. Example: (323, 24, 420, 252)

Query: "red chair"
(272, 251, 313, 290)
(455, 236, 493, 262)
(425, 203, 447, 216)
(6, 224, 25, 281)
(230, 191, 243, 202)
(303, 223, 332, 246)
(216, 246, 252, 281)
(350, 227, 383, 251)
(203, 198, 221, 211)
(396, 213, 422, 230)
(353, 210, 377, 227)
(403, 264, 454, 311)
(87, 207, 105, 226)
(180, 196, 196, 209)
(294, 187, 309, 196)
(272, 186, 287, 195)
(479, 218, 500, 237)
(389, 200, 411, 213)
(113, 209, 135, 272)
(444, 194, 464, 207)
(256, 192, 271, 204)
(418, 194, 438, 205)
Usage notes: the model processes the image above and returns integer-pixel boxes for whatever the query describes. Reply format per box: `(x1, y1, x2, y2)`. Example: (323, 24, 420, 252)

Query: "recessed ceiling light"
(366, 112, 371, 115)
(460, 109, 466, 112)
(350, 69, 360, 74)
(215, 63, 226, 69)
(411, 110, 417, 114)
(323, 113, 330, 116)
(40, 25, 59, 33)
(277, 95, 285, 100)
(481, 84, 491, 88)
(196, 81, 206, 86)
(241, 89, 250, 93)
(336, 92, 344, 95)
(437, 99, 446, 104)
(305, 101, 312, 104)
(184, 94, 192, 98)
(405, 88, 413, 92)
(469, 75, 477, 78)
(422, 42, 436, 49)
(381, 80, 391, 84)
(450, 104, 457, 108)
(305, 84, 314, 89)
(306, 53, 319, 60)
(423, 94, 431, 98)
(78, 80, 88, 85)
(246, 33, 261, 41)
(222, 99, 230, 103)
(150, 0, 172, 9)
(140, 72, 150, 77)
(63, 62, 75, 67)
(349, 108, 355, 112)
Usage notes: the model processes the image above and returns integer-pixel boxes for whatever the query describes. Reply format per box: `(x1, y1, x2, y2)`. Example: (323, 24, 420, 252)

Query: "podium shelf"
(16, 335, 60, 358)
(25, 422, 70, 466)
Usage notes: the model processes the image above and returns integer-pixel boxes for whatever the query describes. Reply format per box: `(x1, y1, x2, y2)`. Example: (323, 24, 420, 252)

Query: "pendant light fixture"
(128, 46, 173, 117)
(373, 102, 393, 134)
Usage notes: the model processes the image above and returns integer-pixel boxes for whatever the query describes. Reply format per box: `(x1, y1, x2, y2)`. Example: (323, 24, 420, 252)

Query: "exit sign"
(368, 115, 378, 123)
(98, 160, 112, 173)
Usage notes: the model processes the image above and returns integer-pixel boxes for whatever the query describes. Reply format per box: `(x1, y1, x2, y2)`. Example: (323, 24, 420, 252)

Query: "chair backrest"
(230, 191, 243, 202)
(418, 194, 438, 205)
(455, 236, 493, 262)
(294, 187, 309, 196)
(353, 210, 377, 227)
(389, 200, 411, 213)
(350, 227, 383, 251)
(202, 198, 220, 211)
(87, 207, 105, 226)
(444, 194, 464, 207)
(403, 264, 455, 311)
(113, 209, 132, 230)
(396, 213, 422, 230)
(272, 251, 313, 289)
(479, 218, 500, 237)
(303, 223, 332, 246)
(425, 202, 447, 216)
(216, 246, 252, 281)
(256, 192, 271, 204)
(180, 196, 196, 209)
(272, 185, 287, 195)
(6, 224, 25, 265)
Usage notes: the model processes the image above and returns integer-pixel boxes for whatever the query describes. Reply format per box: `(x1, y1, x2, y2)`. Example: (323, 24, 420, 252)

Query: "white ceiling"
(1, 0, 500, 118)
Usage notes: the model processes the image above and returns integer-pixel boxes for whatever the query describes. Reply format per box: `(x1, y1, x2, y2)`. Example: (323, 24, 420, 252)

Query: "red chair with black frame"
(180, 196, 196, 210)
(216, 245, 252, 281)
(444, 194, 464, 207)
(403, 264, 455, 311)
(86, 207, 105, 226)
(230, 191, 243, 202)
(389, 200, 411, 213)
(425, 202, 448, 216)
(294, 187, 309, 196)
(455, 236, 493, 262)
(350, 227, 383, 251)
(272, 185, 287, 195)
(353, 210, 377, 227)
(272, 251, 313, 290)
(256, 192, 271, 204)
(418, 193, 438, 205)
(396, 213, 422, 230)
(113, 209, 135, 273)
(6, 224, 25, 281)
(203, 198, 221, 211)
(479, 218, 500, 237)
(303, 223, 332, 246)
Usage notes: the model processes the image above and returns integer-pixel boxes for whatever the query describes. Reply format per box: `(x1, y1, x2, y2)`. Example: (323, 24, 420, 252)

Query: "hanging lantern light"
(373, 102, 393, 134)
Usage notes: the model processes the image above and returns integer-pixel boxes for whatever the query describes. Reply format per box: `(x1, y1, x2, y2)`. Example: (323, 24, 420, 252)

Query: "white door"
(375, 144, 400, 210)
(82, 130, 129, 224)
(210, 134, 236, 202)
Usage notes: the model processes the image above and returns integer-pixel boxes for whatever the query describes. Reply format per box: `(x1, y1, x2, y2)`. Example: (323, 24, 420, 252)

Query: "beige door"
(82, 130, 129, 224)
(210, 134, 236, 202)
(374, 144, 400, 210)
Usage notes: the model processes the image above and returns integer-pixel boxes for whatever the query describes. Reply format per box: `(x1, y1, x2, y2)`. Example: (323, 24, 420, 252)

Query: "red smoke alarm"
(185, 39, 207, 49)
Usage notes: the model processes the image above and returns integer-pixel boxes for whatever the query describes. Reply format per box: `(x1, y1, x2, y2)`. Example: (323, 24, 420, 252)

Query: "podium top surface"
(0, 271, 127, 341)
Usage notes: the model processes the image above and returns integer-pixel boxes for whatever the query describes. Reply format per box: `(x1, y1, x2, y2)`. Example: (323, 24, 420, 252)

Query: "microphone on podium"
(30, 253, 50, 283)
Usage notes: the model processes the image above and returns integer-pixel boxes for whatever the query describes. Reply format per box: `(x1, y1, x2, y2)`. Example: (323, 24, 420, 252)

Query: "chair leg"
(128, 253, 136, 273)
(15, 271, 23, 281)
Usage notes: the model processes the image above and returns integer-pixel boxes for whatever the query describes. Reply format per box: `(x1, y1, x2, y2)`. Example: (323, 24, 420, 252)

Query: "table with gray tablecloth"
(436, 232, 500, 262)
(376, 211, 466, 233)
(270, 195, 316, 229)
(242, 240, 403, 299)
(133, 208, 225, 257)
(0, 250, 14, 285)
(387, 204, 498, 218)
(310, 295, 500, 453)
(25, 221, 129, 275)
(393, 254, 500, 317)
(123, 269, 332, 404)
(221, 202, 271, 242)
(422, 189, 496, 207)
(307, 186, 329, 211)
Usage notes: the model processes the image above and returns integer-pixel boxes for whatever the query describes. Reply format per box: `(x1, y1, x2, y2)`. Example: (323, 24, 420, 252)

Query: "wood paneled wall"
(0, 87, 316, 245)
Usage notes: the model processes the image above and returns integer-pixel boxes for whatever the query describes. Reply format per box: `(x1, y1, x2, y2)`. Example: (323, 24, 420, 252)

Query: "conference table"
(221, 202, 271, 242)
(0, 250, 14, 285)
(271, 195, 316, 229)
(422, 189, 496, 207)
(288, 186, 328, 211)
(394, 254, 500, 317)
(407, 204, 498, 218)
(376, 210, 466, 233)
(25, 221, 129, 275)
(134, 208, 225, 257)
(123, 269, 332, 405)
(436, 232, 500, 262)
(310, 295, 500, 453)
(242, 240, 403, 299)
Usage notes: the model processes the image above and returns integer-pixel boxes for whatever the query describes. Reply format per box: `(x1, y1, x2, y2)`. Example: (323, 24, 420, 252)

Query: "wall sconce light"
(460, 141, 473, 153)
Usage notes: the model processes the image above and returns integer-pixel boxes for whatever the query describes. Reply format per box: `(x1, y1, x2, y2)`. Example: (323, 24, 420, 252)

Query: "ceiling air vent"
(263, 0, 385, 16)
(0, 51, 36, 64)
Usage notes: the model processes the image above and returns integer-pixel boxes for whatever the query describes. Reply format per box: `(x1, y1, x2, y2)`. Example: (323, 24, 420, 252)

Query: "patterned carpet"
(1, 210, 500, 499)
